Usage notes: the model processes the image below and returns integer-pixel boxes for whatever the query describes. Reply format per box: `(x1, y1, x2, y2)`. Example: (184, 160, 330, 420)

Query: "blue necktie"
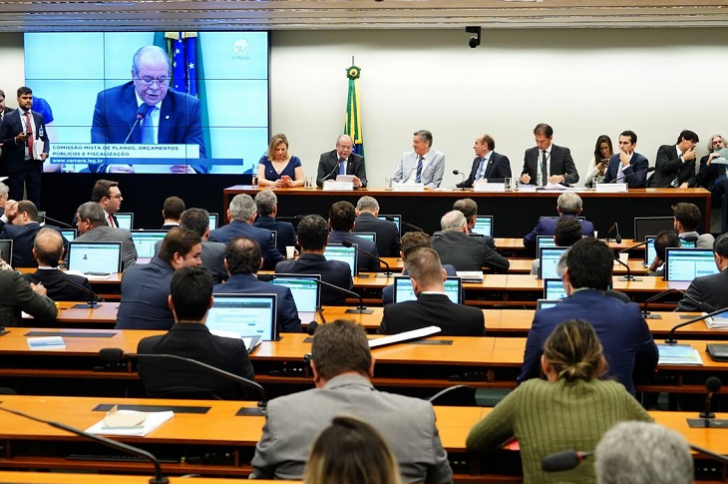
(415, 156, 424, 183)
(141, 106, 155, 144)
(338, 159, 346, 175)
(475, 157, 486, 180)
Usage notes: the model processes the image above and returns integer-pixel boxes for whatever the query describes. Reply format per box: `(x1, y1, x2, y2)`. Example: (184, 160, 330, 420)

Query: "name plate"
(323, 181, 354, 191)
(474, 183, 506, 192)
(596, 183, 628, 193)
(393, 183, 424, 192)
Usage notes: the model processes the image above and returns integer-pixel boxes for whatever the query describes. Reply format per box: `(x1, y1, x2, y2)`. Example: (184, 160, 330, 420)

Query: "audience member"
(178, 208, 227, 284)
(91, 179, 124, 227)
(697, 134, 728, 232)
(519, 123, 579, 186)
(647, 229, 681, 277)
(530, 216, 582, 276)
(74, 201, 137, 271)
(584, 135, 612, 188)
(161, 196, 185, 229)
(353, 196, 400, 257)
(257, 133, 304, 188)
(392, 130, 446, 188)
(328, 200, 380, 272)
(0, 261, 57, 326)
(455, 134, 512, 187)
(678, 233, 728, 312)
(672, 202, 714, 248)
(316, 134, 367, 188)
(0, 200, 67, 268)
(451, 198, 501, 250)
(523, 192, 595, 250)
(649, 130, 699, 188)
(602, 130, 649, 188)
(253, 189, 296, 256)
(0, 182, 8, 216)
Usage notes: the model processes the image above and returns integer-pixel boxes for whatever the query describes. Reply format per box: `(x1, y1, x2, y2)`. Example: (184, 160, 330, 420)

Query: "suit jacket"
(602, 151, 649, 188)
(0, 270, 58, 327)
(0, 107, 16, 160)
(0, 221, 68, 268)
(518, 290, 658, 395)
(649, 144, 697, 188)
(354, 212, 401, 257)
(137, 323, 255, 400)
(154, 238, 227, 284)
(316, 150, 368, 187)
(160, 223, 179, 230)
(523, 214, 595, 250)
(697, 154, 727, 192)
(678, 268, 728, 312)
(213, 273, 301, 333)
(456, 152, 512, 187)
(328, 230, 380, 272)
(378, 293, 485, 336)
(251, 373, 452, 483)
(521, 144, 579, 186)
(0, 109, 50, 174)
(209, 221, 282, 270)
(275, 253, 352, 306)
(23, 268, 98, 302)
(431, 231, 509, 273)
(74, 225, 137, 271)
(382, 265, 458, 305)
(393, 149, 446, 188)
(116, 257, 175, 330)
(253, 216, 296, 256)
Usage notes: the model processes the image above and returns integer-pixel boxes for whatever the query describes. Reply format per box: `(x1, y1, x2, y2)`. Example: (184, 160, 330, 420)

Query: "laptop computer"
(61, 229, 77, 241)
(269, 274, 321, 323)
(208, 213, 219, 230)
(67, 241, 122, 274)
(664, 248, 718, 282)
(0, 239, 12, 267)
(392, 276, 463, 304)
(378, 214, 401, 233)
(644, 235, 656, 267)
(536, 235, 557, 253)
(206, 293, 278, 348)
(538, 247, 568, 280)
(115, 213, 134, 230)
(324, 243, 358, 276)
(131, 230, 167, 263)
(536, 299, 561, 311)
(634, 216, 673, 245)
(354, 232, 377, 243)
(543, 278, 567, 300)
(471, 216, 493, 237)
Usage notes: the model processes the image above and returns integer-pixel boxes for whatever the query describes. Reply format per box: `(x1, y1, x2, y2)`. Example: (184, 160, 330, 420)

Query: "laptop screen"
(131, 230, 167, 259)
(537, 235, 557, 253)
(208, 213, 218, 230)
(543, 278, 567, 300)
(472, 216, 493, 237)
(0, 239, 12, 266)
(354, 232, 376, 243)
(207, 293, 277, 341)
(324, 243, 358, 276)
(378, 214, 401, 233)
(537, 299, 561, 311)
(539, 247, 568, 280)
(644, 235, 656, 267)
(634, 216, 674, 245)
(393, 276, 462, 304)
(61, 229, 77, 241)
(270, 274, 321, 322)
(665, 248, 718, 282)
(68, 242, 122, 274)
(681, 239, 696, 248)
(115, 213, 133, 230)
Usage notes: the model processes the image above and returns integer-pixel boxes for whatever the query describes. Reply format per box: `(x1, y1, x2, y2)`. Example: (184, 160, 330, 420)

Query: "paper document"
(87, 410, 173, 436)
(658, 344, 703, 365)
(27, 336, 65, 350)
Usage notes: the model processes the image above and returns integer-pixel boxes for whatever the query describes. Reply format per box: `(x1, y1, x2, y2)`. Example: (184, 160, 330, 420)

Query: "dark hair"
(329, 201, 356, 232)
(554, 217, 583, 247)
(543, 319, 606, 382)
(566, 238, 613, 291)
(91, 179, 119, 202)
(170, 266, 213, 321)
(533, 123, 553, 138)
(225, 236, 261, 274)
(163, 196, 185, 220)
(620, 130, 637, 144)
(17, 86, 32, 97)
(179, 208, 210, 237)
(404, 248, 443, 288)
(677, 130, 699, 144)
(452, 198, 478, 220)
(478, 134, 495, 150)
(311, 320, 371, 380)
(400, 231, 431, 259)
(671, 202, 701, 232)
(714, 233, 728, 258)
(654, 229, 680, 261)
(593, 135, 613, 165)
(16, 200, 38, 222)
(158, 227, 202, 264)
(297, 214, 329, 251)
(0, 89, 5, 99)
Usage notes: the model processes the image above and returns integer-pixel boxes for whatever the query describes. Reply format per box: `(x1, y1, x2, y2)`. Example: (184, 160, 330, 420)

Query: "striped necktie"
(415, 156, 424, 183)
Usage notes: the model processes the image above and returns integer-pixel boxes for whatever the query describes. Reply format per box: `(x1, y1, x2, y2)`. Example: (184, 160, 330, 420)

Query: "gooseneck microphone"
(341, 240, 392, 278)
(701, 377, 722, 419)
(665, 306, 728, 344)
(607, 166, 655, 184)
(319, 159, 342, 185)
(613, 254, 639, 282)
(453, 169, 466, 188)
(541, 450, 593, 472)
(123, 104, 154, 144)
(62, 275, 101, 309)
(40, 214, 73, 229)
(312, 278, 373, 314)
(617, 239, 650, 254)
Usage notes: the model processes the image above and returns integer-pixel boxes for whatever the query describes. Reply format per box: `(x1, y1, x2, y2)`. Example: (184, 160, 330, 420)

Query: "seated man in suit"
(137, 266, 255, 399)
(451, 198, 499, 244)
(523, 192, 595, 250)
(214, 236, 301, 333)
(174, 208, 227, 284)
(116, 227, 202, 330)
(0, 182, 8, 217)
(253, 189, 296, 256)
(23, 228, 98, 302)
(649, 130, 699, 188)
(392, 129, 446, 189)
(678, 234, 728, 312)
(74, 201, 137, 271)
(697, 134, 728, 232)
(602, 130, 649, 188)
(92, 179, 124, 228)
(275, 214, 352, 306)
(518, 238, 658, 395)
(316, 134, 367, 188)
(251, 319, 453, 483)
(354, 196, 400, 257)
(431, 210, 509, 273)
(672, 202, 714, 248)
(647, 229, 681, 278)
(209, 194, 282, 270)
(378, 248, 484, 336)
(456, 133, 512, 187)
(0, 265, 57, 327)
(519, 123, 579, 186)
(161, 196, 185, 229)
(0, 200, 68, 268)
(530, 216, 583, 276)
(327, 200, 380, 273)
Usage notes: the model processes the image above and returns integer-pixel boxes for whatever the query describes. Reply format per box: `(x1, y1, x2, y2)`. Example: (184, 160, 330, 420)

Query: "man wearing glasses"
(90, 45, 206, 174)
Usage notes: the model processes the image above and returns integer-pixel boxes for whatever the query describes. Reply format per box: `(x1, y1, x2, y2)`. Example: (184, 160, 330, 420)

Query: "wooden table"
(0, 472, 292, 484)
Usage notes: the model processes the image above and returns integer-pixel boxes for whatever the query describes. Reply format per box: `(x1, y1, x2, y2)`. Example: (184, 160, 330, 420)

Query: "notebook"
(269, 274, 321, 322)
(207, 293, 278, 345)
(67, 241, 122, 274)
(664, 248, 718, 282)
(324, 243, 358, 276)
(392, 276, 463, 304)
(471, 216, 494, 237)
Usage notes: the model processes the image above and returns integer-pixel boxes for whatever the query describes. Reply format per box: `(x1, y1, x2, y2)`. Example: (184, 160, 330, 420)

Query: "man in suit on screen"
(519, 123, 578, 186)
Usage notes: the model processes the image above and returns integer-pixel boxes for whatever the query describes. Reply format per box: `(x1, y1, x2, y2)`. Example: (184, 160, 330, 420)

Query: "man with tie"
(316, 134, 367, 187)
(392, 129, 446, 188)
(456, 134, 512, 187)
(697, 134, 728, 232)
(649, 130, 699, 189)
(519, 123, 578, 186)
(0, 87, 50, 207)
(602, 130, 649, 188)
(91, 179, 124, 228)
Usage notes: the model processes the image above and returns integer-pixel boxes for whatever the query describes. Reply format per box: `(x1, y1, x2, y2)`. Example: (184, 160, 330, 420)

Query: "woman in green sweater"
(466, 319, 652, 484)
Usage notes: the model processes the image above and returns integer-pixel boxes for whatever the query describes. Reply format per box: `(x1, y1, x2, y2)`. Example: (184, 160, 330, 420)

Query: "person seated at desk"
(74, 201, 137, 271)
(451, 198, 502, 250)
(646, 229, 680, 278)
(179, 208, 227, 284)
(601, 130, 649, 188)
(253, 189, 296, 257)
(467, 319, 652, 484)
(431, 210, 509, 273)
(275, 214, 352, 306)
(678, 233, 728, 312)
(523, 192, 595, 251)
(161, 196, 184, 229)
(519, 123, 579, 187)
(116, 227, 202, 330)
(0, 200, 68, 268)
(214, 236, 301, 333)
(0, 182, 8, 217)
(316, 134, 367, 188)
(530, 216, 582, 276)
(23, 228, 98, 302)
(584, 135, 612, 188)
(392, 129, 446, 189)
(251, 320, 453, 483)
(378, 248, 484, 336)
(649, 130, 699, 188)
(455, 133, 512, 187)
(672, 202, 714, 249)
(354, 196, 400, 257)
(328, 201, 379, 273)
(518, 238, 658, 395)
(697, 134, 728, 232)
(137, 266, 256, 400)
(257, 133, 304, 188)
(0, 261, 57, 327)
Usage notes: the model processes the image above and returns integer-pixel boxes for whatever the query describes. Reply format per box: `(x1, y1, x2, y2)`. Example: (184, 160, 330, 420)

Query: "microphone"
(62, 274, 101, 308)
(607, 166, 655, 184)
(123, 104, 153, 144)
(98, 348, 267, 411)
(613, 254, 639, 282)
(0, 404, 169, 484)
(541, 450, 593, 472)
(642, 288, 683, 319)
(386, 216, 425, 234)
(306, 307, 326, 335)
(701, 377, 722, 419)
(41, 214, 73, 229)
(319, 159, 342, 186)
(606, 222, 622, 244)
(312, 277, 373, 314)
(341, 240, 392, 278)
(617, 239, 650, 254)
(453, 169, 466, 188)
(665, 306, 728, 344)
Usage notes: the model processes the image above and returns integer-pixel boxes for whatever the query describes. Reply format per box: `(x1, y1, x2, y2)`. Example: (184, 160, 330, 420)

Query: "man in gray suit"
(74, 201, 137, 271)
(678, 234, 728, 312)
(251, 320, 453, 483)
(392, 129, 446, 188)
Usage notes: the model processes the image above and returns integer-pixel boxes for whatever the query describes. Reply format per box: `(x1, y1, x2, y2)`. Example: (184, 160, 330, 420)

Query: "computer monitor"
(61, 229, 77, 241)
(378, 214, 401, 233)
(538, 247, 568, 280)
(664, 248, 718, 282)
(537, 299, 561, 311)
(67, 241, 122, 274)
(634, 216, 674, 245)
(269, 274, 321, 322)
(115, 213, 134, 230)
(354, 232, 377, 243)
(644, 235, 656, 267)
(543, 278, 567, 300)
(208, 213, 219, 230)
(324, 243, 358, 276)
(206, 293, 278, 342)
(392, 276, 462, 304)
(681, 239, 696, 249)
(471, 216, 493, 237)
(131, 230, 167, 262)
(0, 239, 12, 266)
(536, 235, 557, 253)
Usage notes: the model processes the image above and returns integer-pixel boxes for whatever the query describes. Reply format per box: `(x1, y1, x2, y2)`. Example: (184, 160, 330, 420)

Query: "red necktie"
(108, 215, 115, 228)
(24, 111, 33, 157)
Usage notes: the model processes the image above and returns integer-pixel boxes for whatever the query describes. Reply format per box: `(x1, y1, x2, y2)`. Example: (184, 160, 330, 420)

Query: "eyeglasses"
(136, 77, 170, 86)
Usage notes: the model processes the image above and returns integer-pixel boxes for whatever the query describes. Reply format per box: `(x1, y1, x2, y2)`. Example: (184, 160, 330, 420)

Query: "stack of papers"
(658, 344, 704, 365)
(704, 311, 728, 330)
(86, 409, 174, 436)
(27, 336, 65, 350)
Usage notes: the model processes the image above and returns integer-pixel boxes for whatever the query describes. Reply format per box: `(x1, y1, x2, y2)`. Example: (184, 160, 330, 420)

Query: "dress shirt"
(476, 152, 493, 181)
(536, 145, 552, 185)
(616, 151, 633, 182)
(404, 153, 429, 184)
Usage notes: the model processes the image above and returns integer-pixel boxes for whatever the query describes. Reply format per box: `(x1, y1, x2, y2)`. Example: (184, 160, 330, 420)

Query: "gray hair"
(356, 196, 379, 213)
(77, 201, 107, 225)
(229, 194, 257, 222)
(0, 182, 8, 198)
(557, 192, 583, 215)
(255, 189, 277, 217)
(336, 134, 353, 146)
(708, 134, 727, 153)
(131, 45, 171, 76)
(414, 129, 433, 147)
(595, 421, 693, 484)
(440, 210, 467, 232)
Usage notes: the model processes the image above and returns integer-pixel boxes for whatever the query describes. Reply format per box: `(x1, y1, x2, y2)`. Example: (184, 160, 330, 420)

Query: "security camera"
(465, 26, 481, 48)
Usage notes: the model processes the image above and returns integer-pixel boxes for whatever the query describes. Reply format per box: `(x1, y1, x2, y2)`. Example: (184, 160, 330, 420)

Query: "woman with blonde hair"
(257, 133, 305, 188)
(466, 319, 652, 483)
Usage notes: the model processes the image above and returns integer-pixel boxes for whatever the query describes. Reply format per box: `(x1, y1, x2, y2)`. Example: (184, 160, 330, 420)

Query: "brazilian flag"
(344, 65, 363, 157)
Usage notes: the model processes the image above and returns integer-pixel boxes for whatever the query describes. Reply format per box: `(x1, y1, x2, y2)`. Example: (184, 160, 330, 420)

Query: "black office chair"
(427, 385, 477, 407)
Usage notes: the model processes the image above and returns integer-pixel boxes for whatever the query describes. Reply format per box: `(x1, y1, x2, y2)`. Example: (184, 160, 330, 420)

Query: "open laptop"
(537, 299, 561, 311)
(67, 241, 122, 274)
(354, 232, 377, 243)
(61, 229, 77, 241)
(324, 243, 358, 276)
(269, 274, 321, 322)
(634, 216, 673, 245)
(644, 235, 656, 267)
(115, 213, 134, 230)
(471, 216, 493, 237)
(208, 213, 219, 230)
(206, 293, 278, 348)
(536, 235, 557, 253)
(131, 230, 167, 263)
(538, 247, 568, 280)
(664, 248, 718, 282)
(543, 278, 567, 300)
(0, 239, 12, 267)
(392, 276, 463, 304)
(378, 214, 401, 233)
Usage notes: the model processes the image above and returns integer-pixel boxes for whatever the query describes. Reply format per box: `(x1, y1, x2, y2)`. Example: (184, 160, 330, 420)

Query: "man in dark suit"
(213, 236, 301, 333)
(602, 130, 650, 188)
(161, 196, 185, 230)
(328, 200, 380, 273)
(176, 208, 227, 284)
(678, 234, 728, 312)
(519, 123, 578, 186)
(90, 179, 123, 228)
(518, 238, 658, 395)
(0, 182, 8, 217)
(649, 129, 699, 188)
(431, 210, 509, 273)
(137, 266, 256, 400)
(74, 201, 137, 271)
(275, 214, 352, 306)
(253, 189, 295, 256)
(456, 134, 512, 187)
(0, 200, 68, 268)
(23, 228, 98, 302)
(647, 229, 681, 278)
(0, 87, 50, 207)
(0, 89, 13, 165)
(316, 134, 367, 188)
(0, 267, 57, 327)
(353, 196, 400, 257)
(90, 46, 206, 174)
(378, 248, 484, 336)
(209, 194, 282, 270)
(697, 134, 728, 232)
(523, 192, 595, 250)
